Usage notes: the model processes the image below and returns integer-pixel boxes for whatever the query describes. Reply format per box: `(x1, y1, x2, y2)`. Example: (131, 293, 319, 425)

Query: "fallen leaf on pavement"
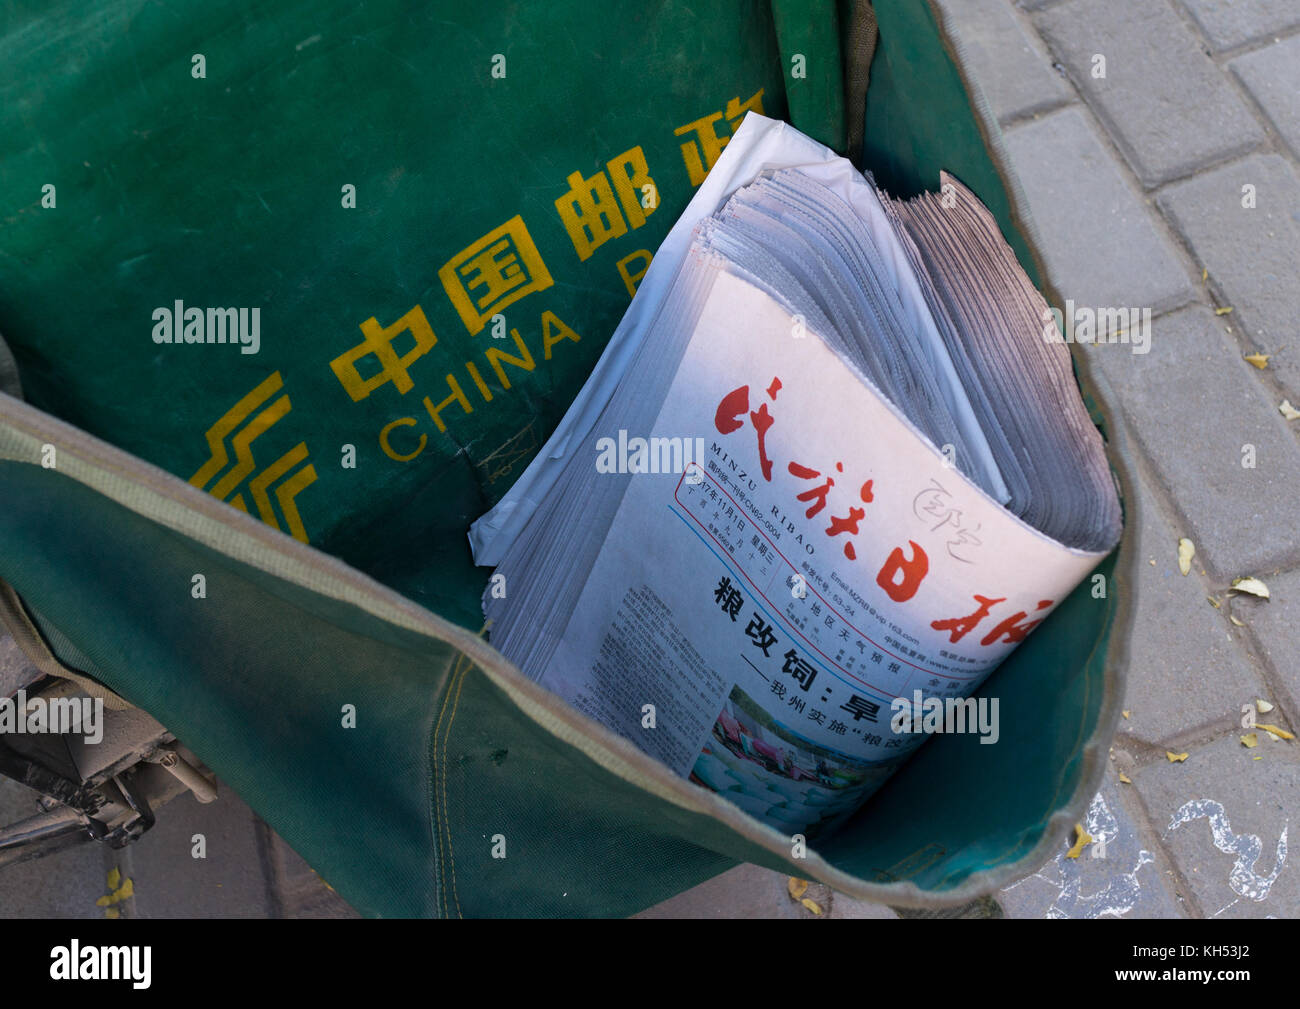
(1066, 823, 1092, 858)
(1230, 577, 1270, 599)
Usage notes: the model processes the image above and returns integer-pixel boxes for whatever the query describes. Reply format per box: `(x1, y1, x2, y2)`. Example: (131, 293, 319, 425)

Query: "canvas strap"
(844, 0, 878, 163)
(0, 331, 20, 400)
(0, 578, 133, 710)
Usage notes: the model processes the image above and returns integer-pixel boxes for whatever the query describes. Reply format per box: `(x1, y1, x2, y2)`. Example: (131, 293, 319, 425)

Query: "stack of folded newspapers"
(469, 114, 1121, 838)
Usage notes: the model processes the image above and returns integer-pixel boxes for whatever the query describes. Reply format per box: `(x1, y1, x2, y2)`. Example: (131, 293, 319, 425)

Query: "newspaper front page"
(542, 266, 1109, 837)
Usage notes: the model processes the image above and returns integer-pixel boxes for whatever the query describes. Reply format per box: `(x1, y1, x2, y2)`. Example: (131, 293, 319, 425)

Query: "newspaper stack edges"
(469, 114, 1122, 839)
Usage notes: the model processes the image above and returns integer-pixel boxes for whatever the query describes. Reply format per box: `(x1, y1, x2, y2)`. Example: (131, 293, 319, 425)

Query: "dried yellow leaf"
(1280, 400, 1300, 421)
(1244, 353, 1270, 369)
(1122, 710, 1131, 719)
(1215, 306, 1234, 316)
(1066, 823, 1092, 859)
(1256, 723, 1294, 741)
(787, 877, 808, 900)
(1242, 733, 1258, 748)
(1201, 268, 1208, 281)
(1257, 699, 1275, 713)
(800, 897, 823, 915)
(1207, 596, 1221, 609)
(1230, 614, 1245, 627)
(1230, 576, 1270, 599)
(95, 867, 134, 908)
(1254, 755, 1263, 761)
(1118, 771, 1132, 784)
(1178, 538, 1195, 575)
(1167, 751, 1189, 763)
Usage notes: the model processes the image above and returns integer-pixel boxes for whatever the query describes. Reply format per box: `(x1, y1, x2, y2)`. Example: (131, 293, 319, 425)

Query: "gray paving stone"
(934, 0, 1071, 122)
(999, 781, 1188, 917)
(1034, 0, 1265, 187)
(635, 862, 897, 918)
(118, 786, 355, 917)
(1231, 37, 1300, 162)
(1156, 154, 1300, 404)
(1131, 733, 1297, 918)
(826, 891, 908, 918)
(122, 787, 275, 918)
(636, 863, 814, 918)
(1004, 106, 1195, 313)
(0, 777, 106, 918)
(1086, 305, 1300, 580)
(262, 827, 359, 918)
(1242, 567, 1300, 718)
(1116, 471, 1267, 745)
(1180, 0, 1300, 52)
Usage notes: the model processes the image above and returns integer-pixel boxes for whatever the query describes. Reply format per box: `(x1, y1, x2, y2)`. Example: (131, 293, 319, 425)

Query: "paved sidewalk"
(936, 0, 1296, 919)
(2, 0, 1296, 919)
(0, 768, 357, 919)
